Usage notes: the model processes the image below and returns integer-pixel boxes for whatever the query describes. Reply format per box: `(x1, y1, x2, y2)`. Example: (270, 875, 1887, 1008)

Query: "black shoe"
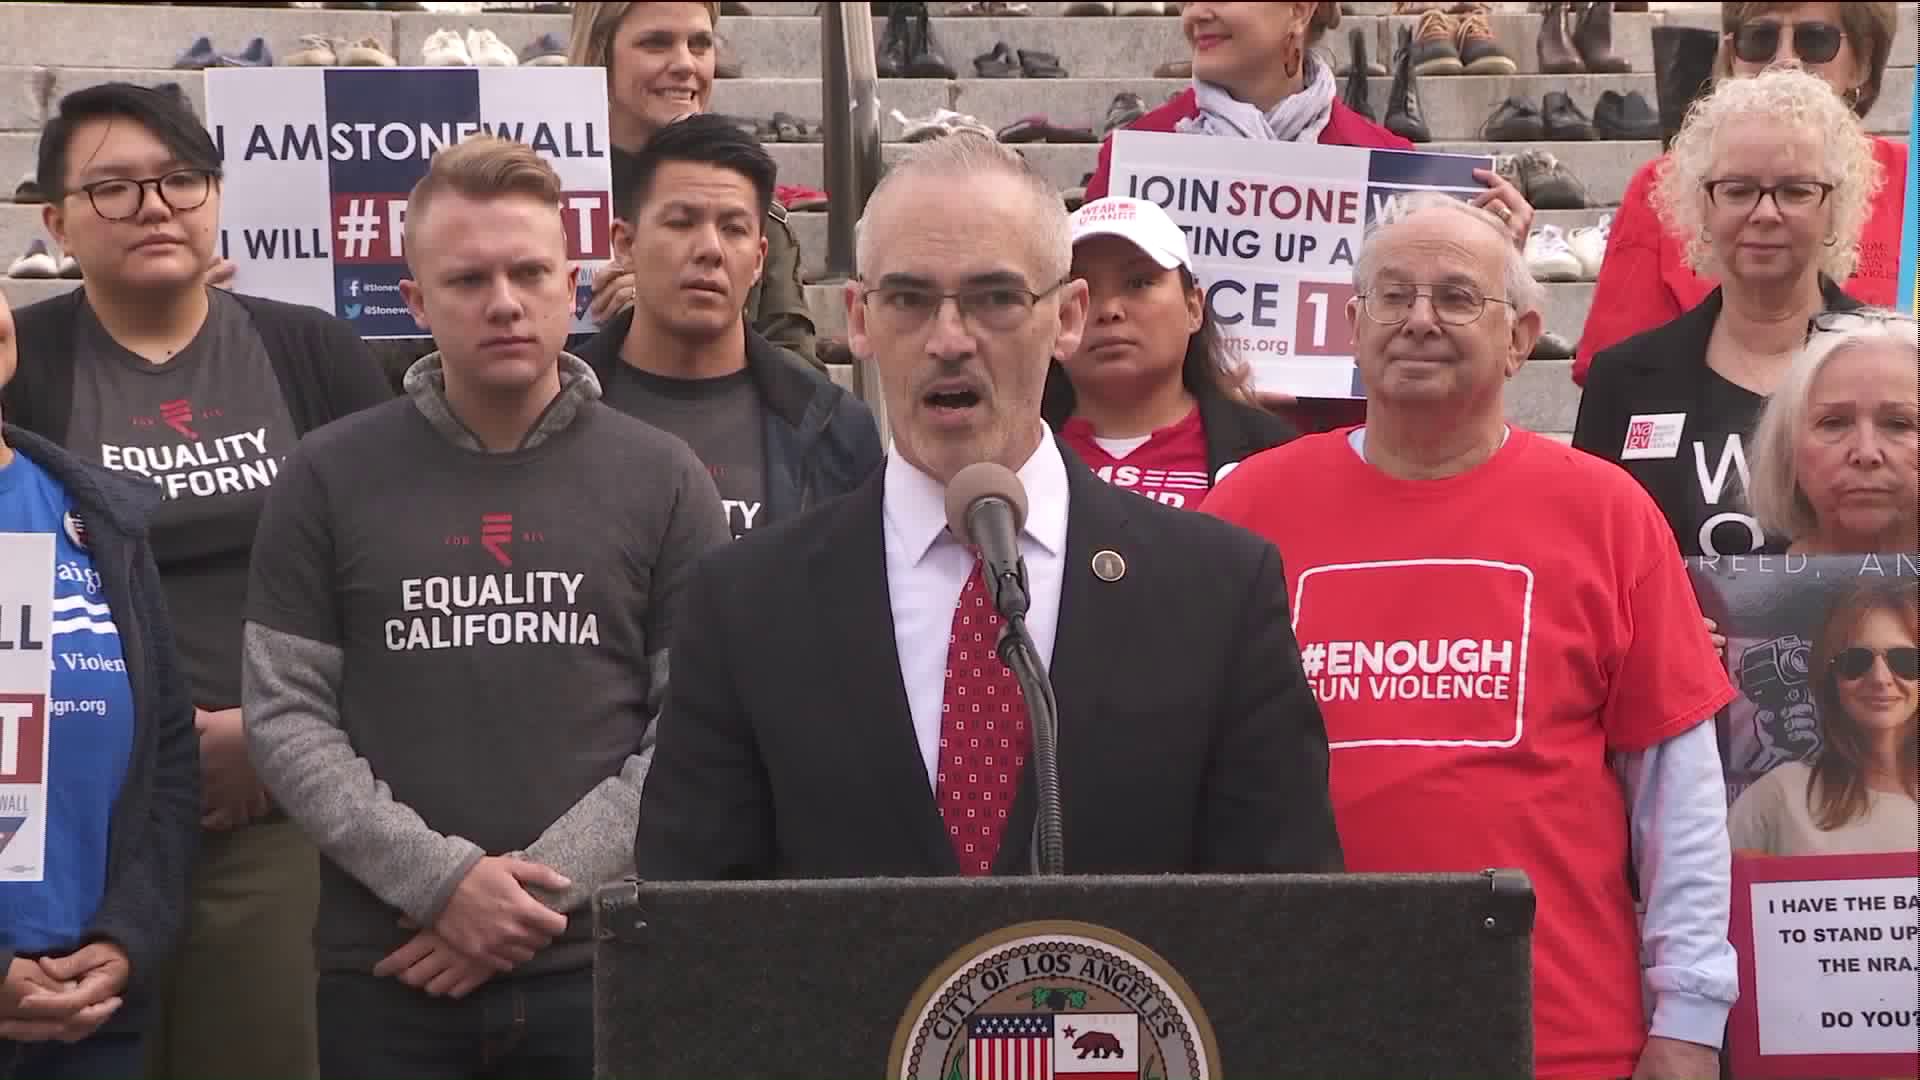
(1342, 28, 1376, 122)
(877, 6, 911, 77)
(1384, 25, 1431, 143)
(905, 9, 957, 78)
(1336, 26, 1386, 76)
(1102, 92, 1147, 136)
(1593, 89, 1658, 140)
(1530, 330, 1575, 360)
(973, 42, 1019, 77)
(1542, 90, 1597, 139)
(1481, 96, 1545, 141)
(1651, 25, 1718, 148)
(1017, 47, 1067, 78)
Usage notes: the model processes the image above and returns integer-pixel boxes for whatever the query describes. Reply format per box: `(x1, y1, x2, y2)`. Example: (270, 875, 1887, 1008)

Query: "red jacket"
(1086, 91, 1411, 432)
(1573, 136, 1907, 384)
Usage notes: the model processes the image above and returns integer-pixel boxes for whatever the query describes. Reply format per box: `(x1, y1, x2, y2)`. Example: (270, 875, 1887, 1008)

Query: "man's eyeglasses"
(1731, 20, 1845, 65)
(1830, 646, 1920, 682)
(1355, 283, 1515, 326)
(71, 169, 218, 222)
(1702, 179, 1835, 215)
(858, 276, 1071, 334)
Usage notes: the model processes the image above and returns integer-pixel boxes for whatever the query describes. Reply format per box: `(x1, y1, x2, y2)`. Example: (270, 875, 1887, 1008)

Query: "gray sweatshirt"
(241, 353, 728, 974)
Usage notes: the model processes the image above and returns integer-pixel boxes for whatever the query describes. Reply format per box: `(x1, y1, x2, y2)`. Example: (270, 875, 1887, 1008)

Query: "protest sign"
(205, 67, 614, 339)
(1898, 79, 1916, 314)
(1107, 131, 1493, 399)
(1687, 553, 1919, 1078)
(0, 533, 55, 883)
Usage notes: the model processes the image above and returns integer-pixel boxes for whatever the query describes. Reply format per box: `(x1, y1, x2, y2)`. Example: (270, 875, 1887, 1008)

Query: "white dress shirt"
(883, 432, 1070, 791)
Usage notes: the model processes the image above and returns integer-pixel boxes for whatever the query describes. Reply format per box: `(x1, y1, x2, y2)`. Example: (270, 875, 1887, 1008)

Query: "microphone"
(943, 462, 1030, 621)
(942, 461, 1064, 876)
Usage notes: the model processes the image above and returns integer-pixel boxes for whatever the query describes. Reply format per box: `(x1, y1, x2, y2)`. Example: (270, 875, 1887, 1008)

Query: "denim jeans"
(0, 1032, 145, 1080)
(316, 968, 592, 1080)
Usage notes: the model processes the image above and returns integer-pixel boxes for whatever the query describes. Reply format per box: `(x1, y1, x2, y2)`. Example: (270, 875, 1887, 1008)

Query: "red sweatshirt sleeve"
(1573, 160, 1683, 385)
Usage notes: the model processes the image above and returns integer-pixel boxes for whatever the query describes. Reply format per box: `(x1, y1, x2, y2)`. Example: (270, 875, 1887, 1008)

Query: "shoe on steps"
(1572, 0, 1630, 73)
(904, 10, 957, 78)
(13, 172, 44, 205)
(466, 28, 518, 66)
(422, 28, 473, 65)
(1536, 0, 1582, 73)
(1542, 90, 1596, 139)
(1514, 149, 1589, 209)
(284, 35, 338, 66)
(1593, 89, 1657, 140)
(1018, 48, 1068, 78)
(1525, 225, 1582, 281)
(1153, 57, 1191, 78)
(1453, 11, 1516, 74)
(973, 42, 1019, 78)
(1384, 25, 1431, 143)
(1342, 28, 1377, 122)
(1409, 11, 1462, 76)
(7, 240, 58, 280)
(1482, 95, 1545, 141)
(1568, 214, 1609, 279)
(218, 37, 274, 67)
(342, 37, 398, 65)
(173, 36, 219, 70)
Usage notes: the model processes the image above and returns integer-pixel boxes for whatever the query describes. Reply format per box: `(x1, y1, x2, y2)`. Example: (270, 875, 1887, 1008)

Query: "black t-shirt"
(64, 289, 297, 707)
(246, 397, 729, 963)
(1669, 368, 1779, 558)
(602, 364, 769, 538)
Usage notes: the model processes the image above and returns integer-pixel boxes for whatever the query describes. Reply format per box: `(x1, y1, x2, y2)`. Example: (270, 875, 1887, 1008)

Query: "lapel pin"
(1091, 549, 1126, 583)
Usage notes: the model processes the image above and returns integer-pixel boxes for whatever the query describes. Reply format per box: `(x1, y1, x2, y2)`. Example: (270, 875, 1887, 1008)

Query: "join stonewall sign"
(204, 67, 613, 338)
(1108, 131, 1493, 400)
(0, 534, 55, 883)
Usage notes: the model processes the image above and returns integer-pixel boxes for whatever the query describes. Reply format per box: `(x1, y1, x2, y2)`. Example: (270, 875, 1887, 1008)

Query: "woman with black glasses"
(1571, 67, 1879, 557)
(1729, 580, 1918, 857)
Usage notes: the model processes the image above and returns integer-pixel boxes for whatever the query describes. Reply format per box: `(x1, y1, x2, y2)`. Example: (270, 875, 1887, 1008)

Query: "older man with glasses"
(1203, 191, 1742, 1080)
(635, 134, 1343, 882)
(3, 82, 387, 1080)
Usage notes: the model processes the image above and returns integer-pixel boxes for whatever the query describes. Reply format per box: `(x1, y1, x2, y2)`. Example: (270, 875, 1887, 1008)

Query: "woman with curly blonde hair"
(1574, 1, 1904, 380)
(1572, 66, 1882, 558)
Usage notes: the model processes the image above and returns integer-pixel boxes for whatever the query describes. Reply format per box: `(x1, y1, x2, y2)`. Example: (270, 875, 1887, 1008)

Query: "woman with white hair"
(1572, 66, 1882, 558)
(1744, 309, 1917, 555)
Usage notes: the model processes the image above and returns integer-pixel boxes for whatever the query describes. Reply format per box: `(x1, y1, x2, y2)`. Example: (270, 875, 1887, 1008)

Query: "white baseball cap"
(1069, 197, 1193, 275)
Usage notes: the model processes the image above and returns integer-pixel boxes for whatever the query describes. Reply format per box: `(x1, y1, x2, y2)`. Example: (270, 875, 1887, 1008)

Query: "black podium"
(594, 870, 1535, 1079)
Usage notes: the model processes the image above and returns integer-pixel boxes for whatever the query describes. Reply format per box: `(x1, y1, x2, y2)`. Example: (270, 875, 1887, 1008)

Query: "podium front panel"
(594, 871, 1533, 1080)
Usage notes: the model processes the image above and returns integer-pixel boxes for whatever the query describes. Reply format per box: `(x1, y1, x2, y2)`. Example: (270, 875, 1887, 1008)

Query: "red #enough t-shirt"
(1202, 429, 1736, 1080)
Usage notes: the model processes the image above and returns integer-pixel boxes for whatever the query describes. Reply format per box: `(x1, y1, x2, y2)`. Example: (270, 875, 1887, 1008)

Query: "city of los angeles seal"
(890, 921, 1220, 1080)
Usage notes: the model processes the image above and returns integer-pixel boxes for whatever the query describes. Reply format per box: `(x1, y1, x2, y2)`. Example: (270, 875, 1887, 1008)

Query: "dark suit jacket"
(1572, 278, 1862, 548)
(634, 448, 1343, 879)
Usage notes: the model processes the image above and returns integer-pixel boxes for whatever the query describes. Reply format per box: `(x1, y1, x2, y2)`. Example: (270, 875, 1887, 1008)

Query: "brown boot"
(1572, 0, 1630, 74)
(1453, 10, 1515, 74)
(1537, 0, 1582, 73)
(1409, 9, 1462, 75)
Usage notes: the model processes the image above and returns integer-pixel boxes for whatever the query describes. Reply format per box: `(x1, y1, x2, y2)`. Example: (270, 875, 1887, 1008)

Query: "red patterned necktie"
(934, 555, 1032, 875)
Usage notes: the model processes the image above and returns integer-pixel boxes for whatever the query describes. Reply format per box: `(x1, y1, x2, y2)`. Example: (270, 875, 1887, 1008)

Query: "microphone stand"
(986, 561, 1064, 876)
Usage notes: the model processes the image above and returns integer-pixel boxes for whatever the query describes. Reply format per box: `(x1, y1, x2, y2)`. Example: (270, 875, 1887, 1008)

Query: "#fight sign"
(0, 534, 55, 883)
(1107, 131, 1492, 399)
(205, 67, 613, 338)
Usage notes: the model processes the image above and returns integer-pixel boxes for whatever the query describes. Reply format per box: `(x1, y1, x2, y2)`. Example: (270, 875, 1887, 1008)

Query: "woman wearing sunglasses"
(1575, 1, 1903, 383)
(1728, 580, 1918, 857)
(1743, 309, 1917, 557)
(1572, 68, 1880, 558)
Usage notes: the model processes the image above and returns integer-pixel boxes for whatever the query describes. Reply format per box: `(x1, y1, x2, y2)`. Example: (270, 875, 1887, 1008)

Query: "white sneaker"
(7, 239, 57, 279)
(466, 28, 519, 67)
(1525, 225, 1582, 282)
(1115, 1, 1164, 12)
(421, 28, 473, 65)
(1567, 213, 1610, 280)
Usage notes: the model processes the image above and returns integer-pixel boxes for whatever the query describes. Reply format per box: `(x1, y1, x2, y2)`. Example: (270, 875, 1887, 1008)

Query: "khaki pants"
(144, 820, 320, 1080)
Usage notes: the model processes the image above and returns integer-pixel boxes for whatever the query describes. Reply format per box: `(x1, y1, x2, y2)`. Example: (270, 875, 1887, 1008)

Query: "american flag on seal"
(968, 1014, 1054, 1080)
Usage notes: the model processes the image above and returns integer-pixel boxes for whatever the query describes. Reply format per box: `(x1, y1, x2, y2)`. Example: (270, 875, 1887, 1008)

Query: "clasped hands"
(372, 855, 570, 1001)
